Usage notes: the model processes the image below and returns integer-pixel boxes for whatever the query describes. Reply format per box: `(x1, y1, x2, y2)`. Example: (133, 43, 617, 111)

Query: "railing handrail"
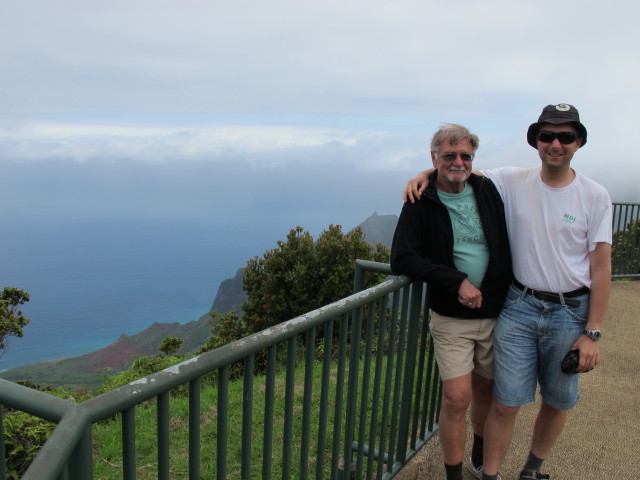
(0, 378, 73, 423)
(4, 265, 429, 480)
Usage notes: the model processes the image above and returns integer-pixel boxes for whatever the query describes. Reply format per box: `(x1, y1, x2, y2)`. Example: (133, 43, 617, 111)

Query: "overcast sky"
(1, 0, 639, 230)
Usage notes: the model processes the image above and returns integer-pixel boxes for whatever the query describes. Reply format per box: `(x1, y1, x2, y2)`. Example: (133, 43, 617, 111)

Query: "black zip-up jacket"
(390, 171, 512, 318)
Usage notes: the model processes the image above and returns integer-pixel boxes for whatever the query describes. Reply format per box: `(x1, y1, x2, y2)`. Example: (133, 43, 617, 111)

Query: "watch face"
(585, 330, 601, 340)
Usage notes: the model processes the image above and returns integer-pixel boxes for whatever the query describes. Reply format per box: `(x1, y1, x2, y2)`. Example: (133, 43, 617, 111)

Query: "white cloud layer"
(1, 0, 639, 196)
(0, 123, 362, 164)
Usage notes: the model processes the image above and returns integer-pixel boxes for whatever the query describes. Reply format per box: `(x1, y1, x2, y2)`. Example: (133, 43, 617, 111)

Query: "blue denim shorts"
(493, 284, 590, 410)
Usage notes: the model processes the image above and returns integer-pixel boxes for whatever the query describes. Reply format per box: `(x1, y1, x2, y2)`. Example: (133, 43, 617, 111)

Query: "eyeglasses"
(537, 130, 578, 145)
(438, 152, 474, 162)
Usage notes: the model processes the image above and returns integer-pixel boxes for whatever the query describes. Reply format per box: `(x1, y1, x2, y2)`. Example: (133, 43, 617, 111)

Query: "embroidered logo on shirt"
(563, 213, 577, 224)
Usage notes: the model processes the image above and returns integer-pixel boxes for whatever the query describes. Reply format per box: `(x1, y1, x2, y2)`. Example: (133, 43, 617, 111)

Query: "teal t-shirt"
(437, 185, 489, 288)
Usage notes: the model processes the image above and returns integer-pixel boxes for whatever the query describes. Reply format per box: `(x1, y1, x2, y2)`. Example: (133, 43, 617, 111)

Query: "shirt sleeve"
(587, 186, 613, 250)
(480, 166, 535, 201)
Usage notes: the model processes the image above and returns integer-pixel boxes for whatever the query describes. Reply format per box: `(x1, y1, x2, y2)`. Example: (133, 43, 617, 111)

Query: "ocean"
(0, 219, 276, 372)
(0, 158, 405, 373)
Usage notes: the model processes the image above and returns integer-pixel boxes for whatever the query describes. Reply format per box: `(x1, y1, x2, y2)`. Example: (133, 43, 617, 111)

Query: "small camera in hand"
(561, 349, 593, 374)
(561, 349, 580, 374)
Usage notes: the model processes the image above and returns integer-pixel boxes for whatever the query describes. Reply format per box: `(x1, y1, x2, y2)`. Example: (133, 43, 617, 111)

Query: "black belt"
(513, 280, 589, 307)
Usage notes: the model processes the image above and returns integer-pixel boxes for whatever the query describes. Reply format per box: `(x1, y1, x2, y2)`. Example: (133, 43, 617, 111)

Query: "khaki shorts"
(429, 310, 497, 381)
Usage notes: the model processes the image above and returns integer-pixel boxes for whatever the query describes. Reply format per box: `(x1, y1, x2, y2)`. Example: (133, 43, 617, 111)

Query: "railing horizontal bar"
(351, 440, 389, 463)
(355, 258, 394, 275)
(0, 379, 73, 422)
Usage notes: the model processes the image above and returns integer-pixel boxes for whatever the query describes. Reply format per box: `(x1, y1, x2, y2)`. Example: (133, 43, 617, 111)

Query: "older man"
(391, 123, 512, 480)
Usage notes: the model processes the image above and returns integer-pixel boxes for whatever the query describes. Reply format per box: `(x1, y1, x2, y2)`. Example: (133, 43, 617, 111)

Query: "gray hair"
(430, 123, 479, 154)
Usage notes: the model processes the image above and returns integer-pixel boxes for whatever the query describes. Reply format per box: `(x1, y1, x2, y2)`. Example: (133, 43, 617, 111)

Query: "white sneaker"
(466, 457, 502, 480)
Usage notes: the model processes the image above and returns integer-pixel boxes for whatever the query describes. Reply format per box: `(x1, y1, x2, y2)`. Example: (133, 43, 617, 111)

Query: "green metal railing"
(5, 200, 637, 479)
(612, 202, 640, 278)
(1, 260, 442, 480)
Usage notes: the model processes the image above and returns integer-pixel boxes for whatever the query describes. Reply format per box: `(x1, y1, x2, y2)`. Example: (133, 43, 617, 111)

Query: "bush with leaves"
(612, 219, 640, 275)
(159, 336, 184, 356)
(3, 410, 55, 479)
(197, 311, 248, 379)
(0, 287, 30, 355)
(242, 225, 389, 334)
(2, 383, 89, 479)
(95, 353, 186, 395)
(197, 311, 247, 354)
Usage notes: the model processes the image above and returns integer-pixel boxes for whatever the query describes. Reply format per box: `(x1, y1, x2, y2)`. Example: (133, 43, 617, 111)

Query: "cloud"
(0, 122, 366, 164)
(2, 0, 639, 121)
(1, 0, 640, 203)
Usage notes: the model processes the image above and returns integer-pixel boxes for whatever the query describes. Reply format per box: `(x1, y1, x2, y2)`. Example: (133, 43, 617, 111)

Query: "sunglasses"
(439, 152, 474, 162)
(537, 130, 578, 145)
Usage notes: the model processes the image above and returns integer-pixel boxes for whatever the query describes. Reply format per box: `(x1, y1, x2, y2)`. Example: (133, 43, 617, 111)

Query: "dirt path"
(395, 280, 640, 480)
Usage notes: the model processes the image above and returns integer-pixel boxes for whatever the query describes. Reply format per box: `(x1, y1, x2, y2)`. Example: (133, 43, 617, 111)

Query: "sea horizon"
(0, 208, 388, 372)
(0, 218, 277, 372)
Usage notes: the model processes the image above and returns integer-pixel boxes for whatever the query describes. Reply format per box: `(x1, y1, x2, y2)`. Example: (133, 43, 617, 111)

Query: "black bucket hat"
(526, 104, 587, 149)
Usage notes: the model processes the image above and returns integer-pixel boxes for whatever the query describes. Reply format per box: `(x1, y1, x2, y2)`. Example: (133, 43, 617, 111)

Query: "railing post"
(354, 260, 365, 292)
(395, 281, 424, 463)
(241, 358, 254, 480)
(122, 407, 136, 480)
(189, 378, 202, 480)
(342, 305, 363, 479)
(66, 425, 93, 480)
(217, 366, 229, 479)
(157, 392, 170, 480)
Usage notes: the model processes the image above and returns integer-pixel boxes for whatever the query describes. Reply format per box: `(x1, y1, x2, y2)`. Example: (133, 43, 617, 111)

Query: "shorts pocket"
(563, 299, 589, 323)
(502, 285, 524, 308)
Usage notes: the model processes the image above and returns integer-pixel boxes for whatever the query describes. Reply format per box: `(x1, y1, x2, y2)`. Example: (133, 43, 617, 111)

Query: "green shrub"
(2, 384, 88, 479)
(3, 409, 55, 479)
(95, 354, 188, 395)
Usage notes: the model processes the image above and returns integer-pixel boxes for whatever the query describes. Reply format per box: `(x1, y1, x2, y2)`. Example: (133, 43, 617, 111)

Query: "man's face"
(536, 123, 583, 170)
(431, 138, 474, 191)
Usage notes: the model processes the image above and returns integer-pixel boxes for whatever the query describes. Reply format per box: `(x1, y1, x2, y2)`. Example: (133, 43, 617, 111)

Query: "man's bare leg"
(439, 373, 473, 465)
(469, 372, 494, 470)
(481, 401, 520, 476)
(470, 372, 494, 435)
(529, 400, 568, 460)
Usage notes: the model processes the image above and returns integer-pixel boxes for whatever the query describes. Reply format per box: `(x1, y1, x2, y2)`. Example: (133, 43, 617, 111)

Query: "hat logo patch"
(555, 104, 571, 111)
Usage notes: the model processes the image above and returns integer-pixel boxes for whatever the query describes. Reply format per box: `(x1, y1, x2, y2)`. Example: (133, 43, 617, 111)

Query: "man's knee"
(443, 383, 472, 412)
(491, 401, 520, 419)
(540, 400, 569, 417)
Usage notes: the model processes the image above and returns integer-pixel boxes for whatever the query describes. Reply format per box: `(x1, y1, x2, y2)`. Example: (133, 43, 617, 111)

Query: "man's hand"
(403, 170, 432, 203)
(572, 335, 600, 373)
(457, 279, 483, 309)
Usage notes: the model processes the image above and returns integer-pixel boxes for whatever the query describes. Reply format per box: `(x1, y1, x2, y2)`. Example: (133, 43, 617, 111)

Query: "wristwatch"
(583, 329, 602, 341)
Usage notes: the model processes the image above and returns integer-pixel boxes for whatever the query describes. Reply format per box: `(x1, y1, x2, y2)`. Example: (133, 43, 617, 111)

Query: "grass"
(93, 361, 342, 479)
(91, 345, 435, 480)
